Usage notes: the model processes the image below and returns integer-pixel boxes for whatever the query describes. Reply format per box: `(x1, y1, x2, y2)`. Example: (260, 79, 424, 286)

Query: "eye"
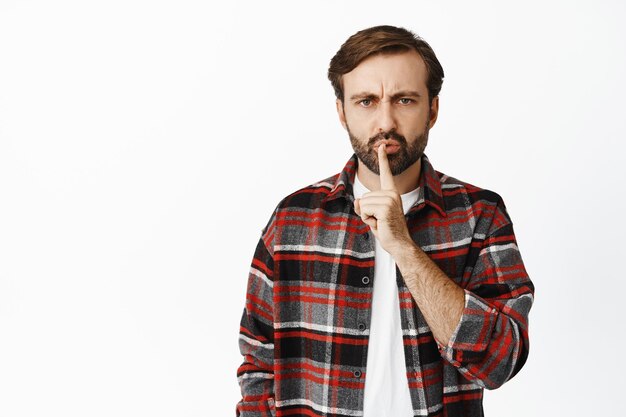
(398, 98, 414, 105)
(358, 99, 372, 107)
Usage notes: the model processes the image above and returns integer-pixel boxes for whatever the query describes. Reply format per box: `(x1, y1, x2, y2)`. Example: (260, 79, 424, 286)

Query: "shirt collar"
(322, 153, 447, 217)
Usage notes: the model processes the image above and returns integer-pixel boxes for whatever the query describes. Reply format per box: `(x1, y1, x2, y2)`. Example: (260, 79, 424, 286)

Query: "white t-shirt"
(353, 172, 420, 417)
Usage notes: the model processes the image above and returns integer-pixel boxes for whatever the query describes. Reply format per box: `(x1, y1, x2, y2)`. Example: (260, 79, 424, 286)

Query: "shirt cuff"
(439, 289, 499, 366)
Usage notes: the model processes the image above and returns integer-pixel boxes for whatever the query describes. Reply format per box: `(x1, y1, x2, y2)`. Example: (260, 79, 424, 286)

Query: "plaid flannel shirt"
(236, 154, 534, 417)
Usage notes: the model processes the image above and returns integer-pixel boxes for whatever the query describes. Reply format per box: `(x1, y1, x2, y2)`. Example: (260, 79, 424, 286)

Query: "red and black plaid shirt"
(236, 154, 534, 417)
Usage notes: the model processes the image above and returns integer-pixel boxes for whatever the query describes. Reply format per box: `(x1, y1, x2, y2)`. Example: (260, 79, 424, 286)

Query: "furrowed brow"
(390, 90, 422, 100)
(349, 92, 378, 101)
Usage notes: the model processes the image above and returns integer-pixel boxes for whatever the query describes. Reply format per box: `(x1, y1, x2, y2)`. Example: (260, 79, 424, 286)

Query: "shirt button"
(358, 323, 366, 331)
(354, 370, 362, 378)
(361, 276, 370, 285)
(362, 233, 369, 240)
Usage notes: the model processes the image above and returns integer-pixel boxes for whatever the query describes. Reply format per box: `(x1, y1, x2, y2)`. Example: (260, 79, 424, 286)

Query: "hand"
(354, 143, 414, 255)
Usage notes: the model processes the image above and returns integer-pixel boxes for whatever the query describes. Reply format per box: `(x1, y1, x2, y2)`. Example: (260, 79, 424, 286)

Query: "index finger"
(378, 143, 396, 191)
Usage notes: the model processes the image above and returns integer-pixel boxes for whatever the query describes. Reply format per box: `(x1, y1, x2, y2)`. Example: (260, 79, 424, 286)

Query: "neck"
(356, 157, 422, 194)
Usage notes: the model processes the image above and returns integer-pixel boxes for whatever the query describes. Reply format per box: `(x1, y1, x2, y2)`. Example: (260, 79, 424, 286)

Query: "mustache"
(367, 130, 408, 147)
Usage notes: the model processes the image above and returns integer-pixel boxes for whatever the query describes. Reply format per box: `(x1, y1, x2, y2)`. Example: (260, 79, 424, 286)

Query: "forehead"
(342, 50, 428, 96)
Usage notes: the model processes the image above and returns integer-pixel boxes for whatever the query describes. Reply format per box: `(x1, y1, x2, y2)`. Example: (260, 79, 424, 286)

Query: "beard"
(347, 123, 429, 176)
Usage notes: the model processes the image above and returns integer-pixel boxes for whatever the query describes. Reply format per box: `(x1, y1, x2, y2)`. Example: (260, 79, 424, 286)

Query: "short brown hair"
(328, 25, 444, 104)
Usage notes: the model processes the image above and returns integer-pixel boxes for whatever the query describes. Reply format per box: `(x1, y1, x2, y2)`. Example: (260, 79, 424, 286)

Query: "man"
(236, 25, 533, 417)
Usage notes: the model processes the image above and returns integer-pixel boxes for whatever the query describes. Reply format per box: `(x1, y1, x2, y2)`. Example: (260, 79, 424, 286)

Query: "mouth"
(374, 139, 401, 155)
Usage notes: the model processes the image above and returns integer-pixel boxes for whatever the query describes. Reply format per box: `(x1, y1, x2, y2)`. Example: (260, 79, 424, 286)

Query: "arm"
(394, 243, 465, 346)
(236, 214, 277, 416)
(441, 215, 533, 389)
(355, 146, 533, 389)
(395, 200, 534, 390)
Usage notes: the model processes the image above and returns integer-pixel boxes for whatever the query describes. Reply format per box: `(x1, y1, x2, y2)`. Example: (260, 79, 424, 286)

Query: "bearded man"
(236, 25, 534, 417)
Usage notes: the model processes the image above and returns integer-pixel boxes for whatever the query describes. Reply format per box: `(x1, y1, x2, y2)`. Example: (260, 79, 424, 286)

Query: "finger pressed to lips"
(378, 143, 396, 190)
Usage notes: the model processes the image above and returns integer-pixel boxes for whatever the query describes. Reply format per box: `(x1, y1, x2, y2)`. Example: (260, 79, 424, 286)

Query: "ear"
(336, 99, 347, 130)
(428, 96, 439, 129)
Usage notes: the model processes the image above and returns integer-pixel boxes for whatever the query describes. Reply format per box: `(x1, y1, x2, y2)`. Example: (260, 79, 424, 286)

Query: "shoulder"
(275, 172, 340, 211)
(437, 171, 512, 230)
(440, 172, 504, 206)
(259, 172, 341, 236)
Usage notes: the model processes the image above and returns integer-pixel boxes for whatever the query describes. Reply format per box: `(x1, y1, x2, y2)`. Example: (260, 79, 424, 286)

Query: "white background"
(1, 0, 624, 415)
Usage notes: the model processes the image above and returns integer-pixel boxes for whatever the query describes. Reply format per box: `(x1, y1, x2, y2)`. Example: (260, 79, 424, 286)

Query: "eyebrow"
(349, 90, 422, 101)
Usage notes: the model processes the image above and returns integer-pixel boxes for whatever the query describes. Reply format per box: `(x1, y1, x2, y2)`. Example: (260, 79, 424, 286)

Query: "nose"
(376, 100, 397, 133)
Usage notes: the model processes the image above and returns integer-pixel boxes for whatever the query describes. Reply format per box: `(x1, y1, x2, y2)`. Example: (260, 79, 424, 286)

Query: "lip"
(374, 139, 401, 153)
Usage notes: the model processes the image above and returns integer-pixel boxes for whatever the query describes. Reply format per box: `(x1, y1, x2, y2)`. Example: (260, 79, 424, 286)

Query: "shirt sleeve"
(439, 198, 534, 390)
(236, 210, 277, 416)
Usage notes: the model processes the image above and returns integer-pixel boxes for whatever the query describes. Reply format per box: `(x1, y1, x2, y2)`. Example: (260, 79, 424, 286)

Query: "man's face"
(336, 50, 438, 176)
